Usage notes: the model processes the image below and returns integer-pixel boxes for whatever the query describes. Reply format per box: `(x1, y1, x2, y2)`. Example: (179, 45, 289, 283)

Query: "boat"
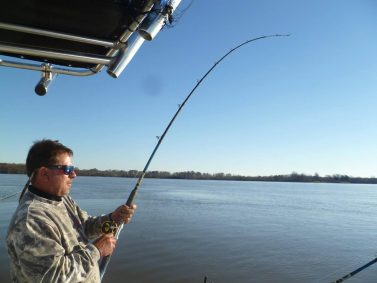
(0, 0, 181, 95)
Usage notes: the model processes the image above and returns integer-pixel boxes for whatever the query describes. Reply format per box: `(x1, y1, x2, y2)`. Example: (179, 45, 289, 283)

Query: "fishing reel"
(101, 221, 118, 235)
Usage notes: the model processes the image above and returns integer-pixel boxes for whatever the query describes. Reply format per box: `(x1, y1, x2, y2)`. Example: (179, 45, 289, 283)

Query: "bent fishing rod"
(331, 256, 377, 283)
(97, 33, 290, 280)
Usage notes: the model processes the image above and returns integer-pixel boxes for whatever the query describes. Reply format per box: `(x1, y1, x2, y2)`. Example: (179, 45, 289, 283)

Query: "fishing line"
(99, 33, 290, 280)
(0, 172, 34, 202)
(0, 191, 21, 201)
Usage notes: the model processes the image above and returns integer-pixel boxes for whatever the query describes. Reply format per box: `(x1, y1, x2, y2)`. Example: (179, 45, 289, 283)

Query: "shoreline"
(1, 169, 376, 185)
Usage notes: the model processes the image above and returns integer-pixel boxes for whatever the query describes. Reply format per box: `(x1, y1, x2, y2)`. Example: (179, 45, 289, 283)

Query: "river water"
(1, 174, 377, 282)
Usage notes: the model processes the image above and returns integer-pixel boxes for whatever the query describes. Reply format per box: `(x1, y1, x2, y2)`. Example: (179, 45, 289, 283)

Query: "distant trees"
(0, 163, 376, 184)
(0, 163, 25, 174)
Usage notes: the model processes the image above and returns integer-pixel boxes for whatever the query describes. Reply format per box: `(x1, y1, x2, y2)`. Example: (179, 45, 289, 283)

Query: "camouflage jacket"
(7, 188, 111, 283)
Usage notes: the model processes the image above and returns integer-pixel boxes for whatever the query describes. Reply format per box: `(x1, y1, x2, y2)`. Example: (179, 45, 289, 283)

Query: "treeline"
(1, 163, 376, 184)
(0, 163, 25, 174)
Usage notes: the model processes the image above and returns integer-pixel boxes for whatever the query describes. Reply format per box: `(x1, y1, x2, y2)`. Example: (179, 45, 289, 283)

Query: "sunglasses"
(47, 165, 75, 175)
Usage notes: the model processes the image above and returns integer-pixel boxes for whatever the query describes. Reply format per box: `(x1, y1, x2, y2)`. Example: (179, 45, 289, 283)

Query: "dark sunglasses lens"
(64, 166, 75, 175)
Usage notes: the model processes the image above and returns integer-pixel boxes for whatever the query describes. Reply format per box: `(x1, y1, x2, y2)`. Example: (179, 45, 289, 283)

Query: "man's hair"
(26, 139, 73, 177)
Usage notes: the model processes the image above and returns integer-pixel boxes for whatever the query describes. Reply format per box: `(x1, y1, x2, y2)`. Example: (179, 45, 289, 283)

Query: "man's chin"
(60, 186, 71, 196)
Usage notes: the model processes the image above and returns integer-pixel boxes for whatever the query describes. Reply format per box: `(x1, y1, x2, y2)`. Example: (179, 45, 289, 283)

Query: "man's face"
(46, 153, 76, 196)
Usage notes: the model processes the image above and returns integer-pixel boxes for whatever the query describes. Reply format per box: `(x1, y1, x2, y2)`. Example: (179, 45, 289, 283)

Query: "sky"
(1, 0, 377, 177)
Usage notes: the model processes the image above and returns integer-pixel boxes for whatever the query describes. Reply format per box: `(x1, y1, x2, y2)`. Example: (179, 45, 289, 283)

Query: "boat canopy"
(0, 0, 181, 95)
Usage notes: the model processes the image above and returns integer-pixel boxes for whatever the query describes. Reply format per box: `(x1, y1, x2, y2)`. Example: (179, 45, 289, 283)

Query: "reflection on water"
(1, 174, 377, 282)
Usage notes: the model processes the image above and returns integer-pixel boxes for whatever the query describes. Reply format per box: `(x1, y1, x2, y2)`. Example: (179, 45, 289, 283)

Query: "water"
(1, 174, 377, 282)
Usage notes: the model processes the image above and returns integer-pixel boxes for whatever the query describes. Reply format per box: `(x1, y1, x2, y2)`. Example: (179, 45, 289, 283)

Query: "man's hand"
(111, 204, 137, 224)
(93, 234, 116, 257)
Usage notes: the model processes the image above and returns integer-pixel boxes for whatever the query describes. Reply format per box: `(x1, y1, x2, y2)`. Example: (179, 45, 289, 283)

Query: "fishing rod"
(98, 33, 290, 280)
(331, 257, 377, 283)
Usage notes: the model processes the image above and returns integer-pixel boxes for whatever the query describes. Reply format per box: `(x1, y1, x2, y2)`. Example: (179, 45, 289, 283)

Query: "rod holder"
(107, 35, 145, 78)
(138, 12, 166, 41)
(139, 0, 182, 41)
(35, 65, 56, 95)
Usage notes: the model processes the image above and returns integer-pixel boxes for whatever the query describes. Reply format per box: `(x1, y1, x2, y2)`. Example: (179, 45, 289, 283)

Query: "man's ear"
(38, 167, 49, 180)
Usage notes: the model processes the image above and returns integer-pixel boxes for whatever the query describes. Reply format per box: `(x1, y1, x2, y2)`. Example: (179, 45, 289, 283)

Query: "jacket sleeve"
(65, 196, 112, 239)
(11, 217, 101, 283)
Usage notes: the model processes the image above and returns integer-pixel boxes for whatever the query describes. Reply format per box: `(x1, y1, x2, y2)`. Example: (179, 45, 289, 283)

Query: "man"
(7, 139, 136, 282)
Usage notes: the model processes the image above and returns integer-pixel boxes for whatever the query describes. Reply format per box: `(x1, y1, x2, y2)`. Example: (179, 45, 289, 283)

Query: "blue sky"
(1, 0, 377, 177)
